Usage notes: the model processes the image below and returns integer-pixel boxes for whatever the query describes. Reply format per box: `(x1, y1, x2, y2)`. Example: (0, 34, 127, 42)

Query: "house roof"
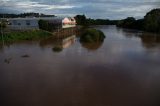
(7, 17, 72, 21)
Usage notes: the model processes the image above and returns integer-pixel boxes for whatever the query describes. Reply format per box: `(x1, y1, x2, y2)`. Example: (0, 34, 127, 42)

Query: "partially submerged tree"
(80, 28, 105, 50)
(80, 28, 105, 43)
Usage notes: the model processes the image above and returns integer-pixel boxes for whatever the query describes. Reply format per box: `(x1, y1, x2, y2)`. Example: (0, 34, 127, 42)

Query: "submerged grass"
(0, 30, 53, 42)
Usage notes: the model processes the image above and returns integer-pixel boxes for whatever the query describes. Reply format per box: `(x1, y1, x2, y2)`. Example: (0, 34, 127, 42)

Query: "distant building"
(7, 17, 76, 30)
(7, 18, 39, 30)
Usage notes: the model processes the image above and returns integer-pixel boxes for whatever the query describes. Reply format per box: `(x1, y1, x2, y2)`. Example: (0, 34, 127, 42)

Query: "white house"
(7, 17, 76, 30)
(62, 17, 76, 28)
(7, 18, 39, 30)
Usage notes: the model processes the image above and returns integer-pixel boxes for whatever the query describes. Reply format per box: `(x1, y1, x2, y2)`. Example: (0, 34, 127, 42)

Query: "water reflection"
(80, 42, 103, 51)
(139, 33, 160, 49)
(40, 35, 76, 52)
(116, 27, 160, 49)
(115, 27, 142, 38)
(4, 58, 12, 64)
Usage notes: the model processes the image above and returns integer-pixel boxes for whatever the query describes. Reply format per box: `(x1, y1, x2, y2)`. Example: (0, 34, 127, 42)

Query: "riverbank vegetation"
(0, 12, 55, 18)
(75, 15, 117, 26)
(117, 9, 160, 33)
(0, 30, 53, 42)
(75, 8, 160, 34)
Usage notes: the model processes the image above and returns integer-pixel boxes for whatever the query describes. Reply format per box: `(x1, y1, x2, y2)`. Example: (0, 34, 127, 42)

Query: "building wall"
(62, 24, 76, 28)
(8, 19, 39, 30)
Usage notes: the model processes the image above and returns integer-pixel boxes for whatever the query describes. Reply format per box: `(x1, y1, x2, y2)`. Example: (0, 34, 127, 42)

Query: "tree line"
(74, 15, 117, 26)
(0, 12, 55, 18)
(116, 9, 160, 33)
(75, 8, 160, 33)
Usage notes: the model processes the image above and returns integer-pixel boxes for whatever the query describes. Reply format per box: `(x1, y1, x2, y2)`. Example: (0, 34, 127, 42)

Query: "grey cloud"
(0, 0, 160, 19)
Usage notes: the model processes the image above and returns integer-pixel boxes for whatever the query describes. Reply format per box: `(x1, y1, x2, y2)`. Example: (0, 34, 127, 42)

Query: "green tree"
(38, 20, 56, 32)
(144, 9, 160, 33)
(74, 15, 88, 26)
(117, 17, 136, 28)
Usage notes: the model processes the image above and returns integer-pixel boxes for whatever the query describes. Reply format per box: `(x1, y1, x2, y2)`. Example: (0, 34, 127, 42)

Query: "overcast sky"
(0, 0, 160, 19)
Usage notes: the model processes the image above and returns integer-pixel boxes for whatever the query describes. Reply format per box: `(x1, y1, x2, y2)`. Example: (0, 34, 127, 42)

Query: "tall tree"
(144, 9, 160, 33)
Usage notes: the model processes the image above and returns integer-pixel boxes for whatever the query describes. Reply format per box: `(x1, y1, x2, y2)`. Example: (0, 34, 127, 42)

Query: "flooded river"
(0, 25, 160, 106)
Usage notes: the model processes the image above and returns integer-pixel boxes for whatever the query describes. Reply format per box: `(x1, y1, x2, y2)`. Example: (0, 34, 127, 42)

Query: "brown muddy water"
(0, 25, 160, 106)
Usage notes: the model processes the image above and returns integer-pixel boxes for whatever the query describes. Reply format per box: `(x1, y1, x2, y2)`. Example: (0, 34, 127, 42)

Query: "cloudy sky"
(0, 0, 160, 19)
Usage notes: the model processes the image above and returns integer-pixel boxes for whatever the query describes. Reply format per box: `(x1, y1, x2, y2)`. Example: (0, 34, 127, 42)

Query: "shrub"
(80, 28, 105, 43)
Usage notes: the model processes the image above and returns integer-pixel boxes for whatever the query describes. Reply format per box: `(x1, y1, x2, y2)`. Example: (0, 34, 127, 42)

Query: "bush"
(80, 28, 105, 43)
(116, 8, 160, 33)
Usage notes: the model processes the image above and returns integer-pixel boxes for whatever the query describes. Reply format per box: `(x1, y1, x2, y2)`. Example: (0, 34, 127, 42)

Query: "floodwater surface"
(0, 26, 160, 106)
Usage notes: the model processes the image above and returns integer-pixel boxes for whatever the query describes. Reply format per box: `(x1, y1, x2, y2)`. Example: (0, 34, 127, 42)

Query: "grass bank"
(0, 30, 53, 42)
